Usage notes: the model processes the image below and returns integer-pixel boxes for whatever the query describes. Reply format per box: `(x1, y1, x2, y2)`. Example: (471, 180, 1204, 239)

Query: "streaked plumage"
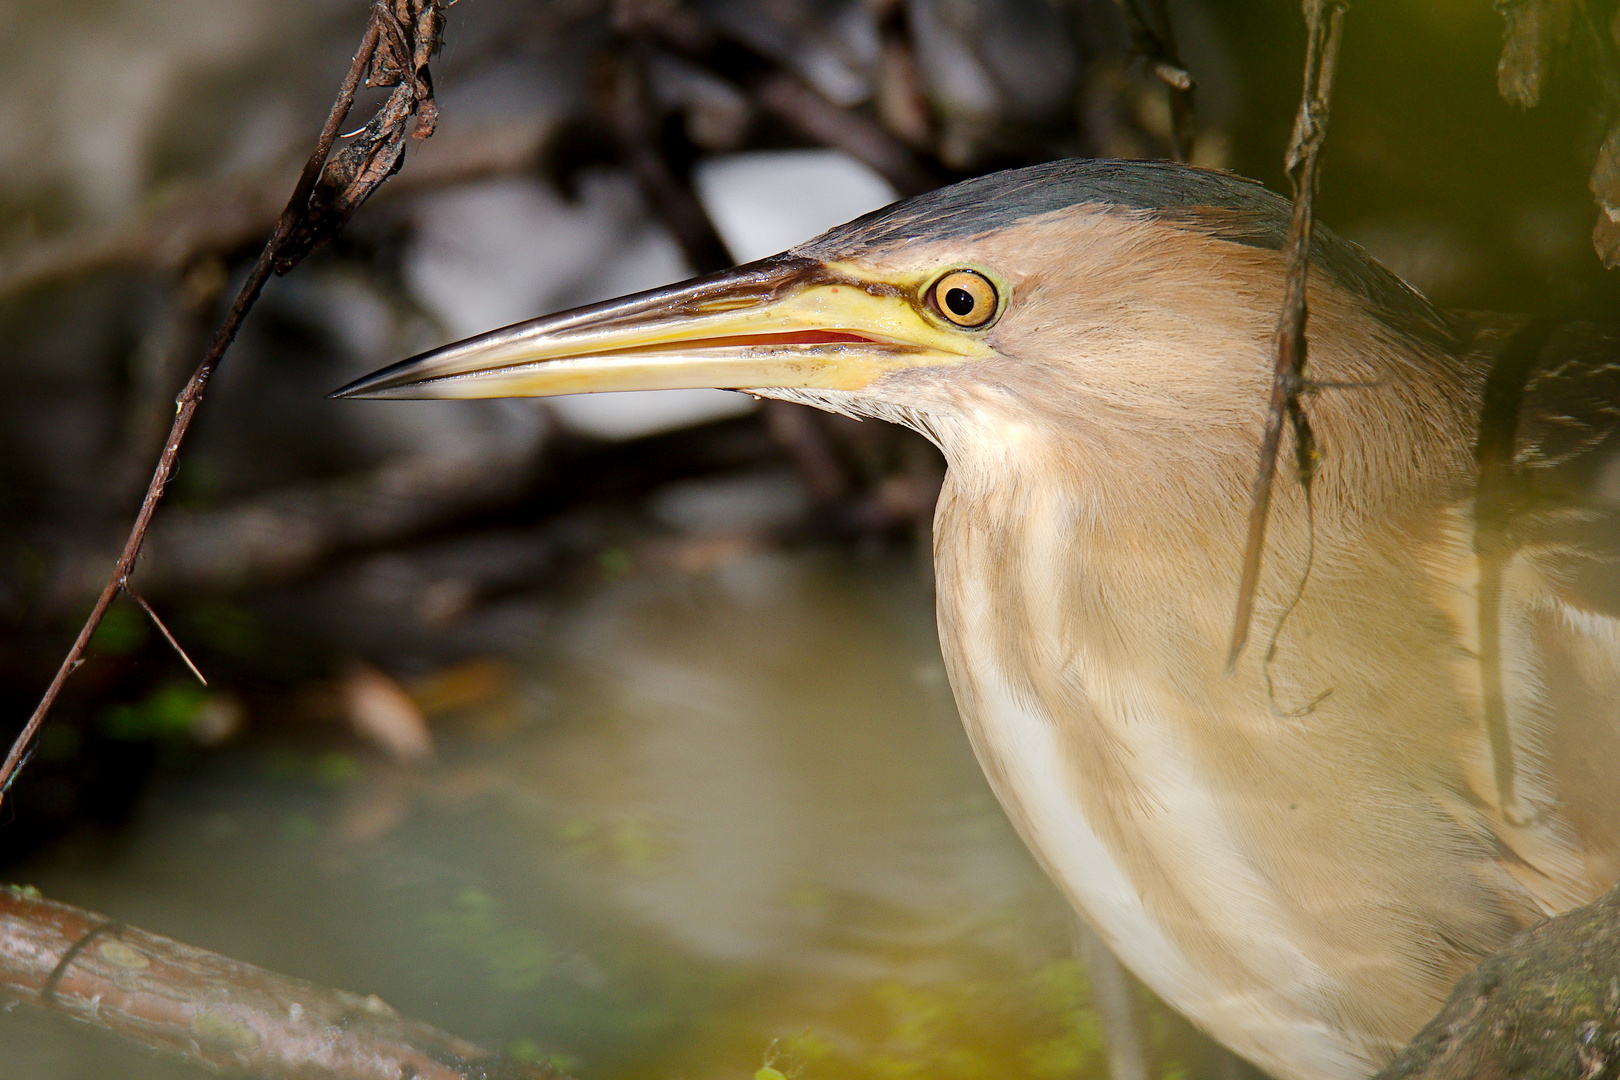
(338, 159, 1620, 1080)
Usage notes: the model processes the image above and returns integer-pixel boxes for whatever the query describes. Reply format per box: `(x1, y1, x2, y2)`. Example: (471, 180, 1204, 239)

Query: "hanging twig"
(1226, 0, 1347, 669)
(1469, 317, 1557, 826)
(0, 0, 447, 809)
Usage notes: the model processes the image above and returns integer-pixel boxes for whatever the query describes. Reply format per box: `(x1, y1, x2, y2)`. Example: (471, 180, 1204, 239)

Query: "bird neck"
(924, 331, 1486, 680)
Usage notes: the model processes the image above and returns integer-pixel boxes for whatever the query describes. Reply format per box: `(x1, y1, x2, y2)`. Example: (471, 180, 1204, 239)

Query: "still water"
(2, 549, 1205, 1079)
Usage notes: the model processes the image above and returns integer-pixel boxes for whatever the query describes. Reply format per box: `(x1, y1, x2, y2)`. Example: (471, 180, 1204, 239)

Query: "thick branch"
(45, 425, 549, 607)
(0, 886, 564, 1080)
(1375, 881, 1620, 1080)
(0, 115, 553, 301)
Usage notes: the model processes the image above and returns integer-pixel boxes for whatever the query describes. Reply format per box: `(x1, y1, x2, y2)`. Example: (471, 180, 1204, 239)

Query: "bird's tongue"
(638, 330, 877, 349)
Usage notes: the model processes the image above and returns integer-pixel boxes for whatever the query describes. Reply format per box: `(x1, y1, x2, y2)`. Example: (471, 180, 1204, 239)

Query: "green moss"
(554, 815, 669, 872)
(598, 547, 634, 579)
(185, 600, 262, 658)
(99, 681, 207, 741)
(90, 603, 150, 656)
(260, 749, 362, 788)
(311, 751, 360, 786)
(507, 1037, 579, 1074)
(751, 957, 1119, 1080)
(428, 888, 561, 993)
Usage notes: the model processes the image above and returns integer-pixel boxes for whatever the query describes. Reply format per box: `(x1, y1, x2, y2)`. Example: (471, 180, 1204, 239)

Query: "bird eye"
(930, 270, 999, 329)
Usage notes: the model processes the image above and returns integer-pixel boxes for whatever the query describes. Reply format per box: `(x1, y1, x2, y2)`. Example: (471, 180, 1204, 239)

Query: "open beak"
(330, 255, 992, 401)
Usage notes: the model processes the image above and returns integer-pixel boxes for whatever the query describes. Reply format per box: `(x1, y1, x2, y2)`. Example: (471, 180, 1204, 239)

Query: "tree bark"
(1376, 882, 1620, 1080)
(0, 886, 566, 1080)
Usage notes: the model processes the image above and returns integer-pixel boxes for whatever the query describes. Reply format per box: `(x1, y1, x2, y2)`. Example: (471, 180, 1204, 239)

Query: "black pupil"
(944, 287, 977, 317)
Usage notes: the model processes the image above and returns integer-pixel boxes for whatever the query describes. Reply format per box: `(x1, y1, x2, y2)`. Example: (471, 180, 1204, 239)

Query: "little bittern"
(338, 160, 1620, 1080)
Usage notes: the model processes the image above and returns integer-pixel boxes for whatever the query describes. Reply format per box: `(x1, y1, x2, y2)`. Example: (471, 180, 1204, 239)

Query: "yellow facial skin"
(332, 257, 1004, 402)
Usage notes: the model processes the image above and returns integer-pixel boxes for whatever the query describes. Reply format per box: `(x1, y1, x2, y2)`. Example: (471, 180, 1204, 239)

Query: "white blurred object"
(560, 152, 897, 438)
(546, 214, 757, 439)
(2, 0, 282, 218)
(694, 149, 898, 262)
(403, 153, 895, 441)
(405, 173, 752, 441)
(190, 693, 247, 747)
(547, 389, 756, 440)
(562, 151, 898, 439)
(405, 174, 642, 339)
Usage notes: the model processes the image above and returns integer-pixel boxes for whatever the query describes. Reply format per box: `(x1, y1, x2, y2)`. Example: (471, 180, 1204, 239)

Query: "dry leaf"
(1496, 0, 1573, 110)
(339, 659, 435, 763)
(406, 658, 511, 715)
(1591, 124, 1620, 268)
(274, 0, 445, 274)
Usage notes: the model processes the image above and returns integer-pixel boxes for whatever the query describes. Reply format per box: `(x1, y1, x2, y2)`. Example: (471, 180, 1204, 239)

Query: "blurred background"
(1, 0, 1617, 1077)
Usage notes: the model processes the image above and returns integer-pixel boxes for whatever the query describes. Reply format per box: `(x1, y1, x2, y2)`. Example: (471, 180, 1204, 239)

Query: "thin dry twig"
(1226, 0, 1347, 670)
(615, 0, 943, 197)
(0, 0, 446, 808)
(0, 886, 567, 1080)
(605, 40, 857, 506)
(609, 45, 734, 275)
(121, 587, 207, 686)
(1110, 0, 1197, 160)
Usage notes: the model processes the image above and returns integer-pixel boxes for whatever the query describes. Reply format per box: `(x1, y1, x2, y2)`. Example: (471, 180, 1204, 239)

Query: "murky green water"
(2, 549, 1213, 1080)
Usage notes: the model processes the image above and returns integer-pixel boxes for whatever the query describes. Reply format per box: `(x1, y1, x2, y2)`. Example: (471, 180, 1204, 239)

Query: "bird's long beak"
(331, 255, 993, 401)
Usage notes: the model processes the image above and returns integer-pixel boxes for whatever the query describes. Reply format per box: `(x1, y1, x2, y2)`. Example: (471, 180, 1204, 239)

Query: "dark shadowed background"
(1, 0, 1616, 1077)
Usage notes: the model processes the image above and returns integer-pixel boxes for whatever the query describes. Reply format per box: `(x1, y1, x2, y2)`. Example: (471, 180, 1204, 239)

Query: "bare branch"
(1110, 0, 1197, 160)
(0, 886, 566, 1080)
(0, 115, 553, 302)
(0, 1, 446, 809)
(601, 38, 860, 508)
(1226, 0, 1346, 670)
(53, 425, 546, 605)
(121, 587, 207, 686)
(615, 0, 944, 197)
(609, 45, 734, 275)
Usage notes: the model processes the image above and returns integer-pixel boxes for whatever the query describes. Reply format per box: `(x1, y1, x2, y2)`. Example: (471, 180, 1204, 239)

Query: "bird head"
(335, 159, 1469, 511)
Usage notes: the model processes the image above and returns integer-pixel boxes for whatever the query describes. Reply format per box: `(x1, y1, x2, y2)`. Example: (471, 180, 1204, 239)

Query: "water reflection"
(4, 550, 1207, 1079)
